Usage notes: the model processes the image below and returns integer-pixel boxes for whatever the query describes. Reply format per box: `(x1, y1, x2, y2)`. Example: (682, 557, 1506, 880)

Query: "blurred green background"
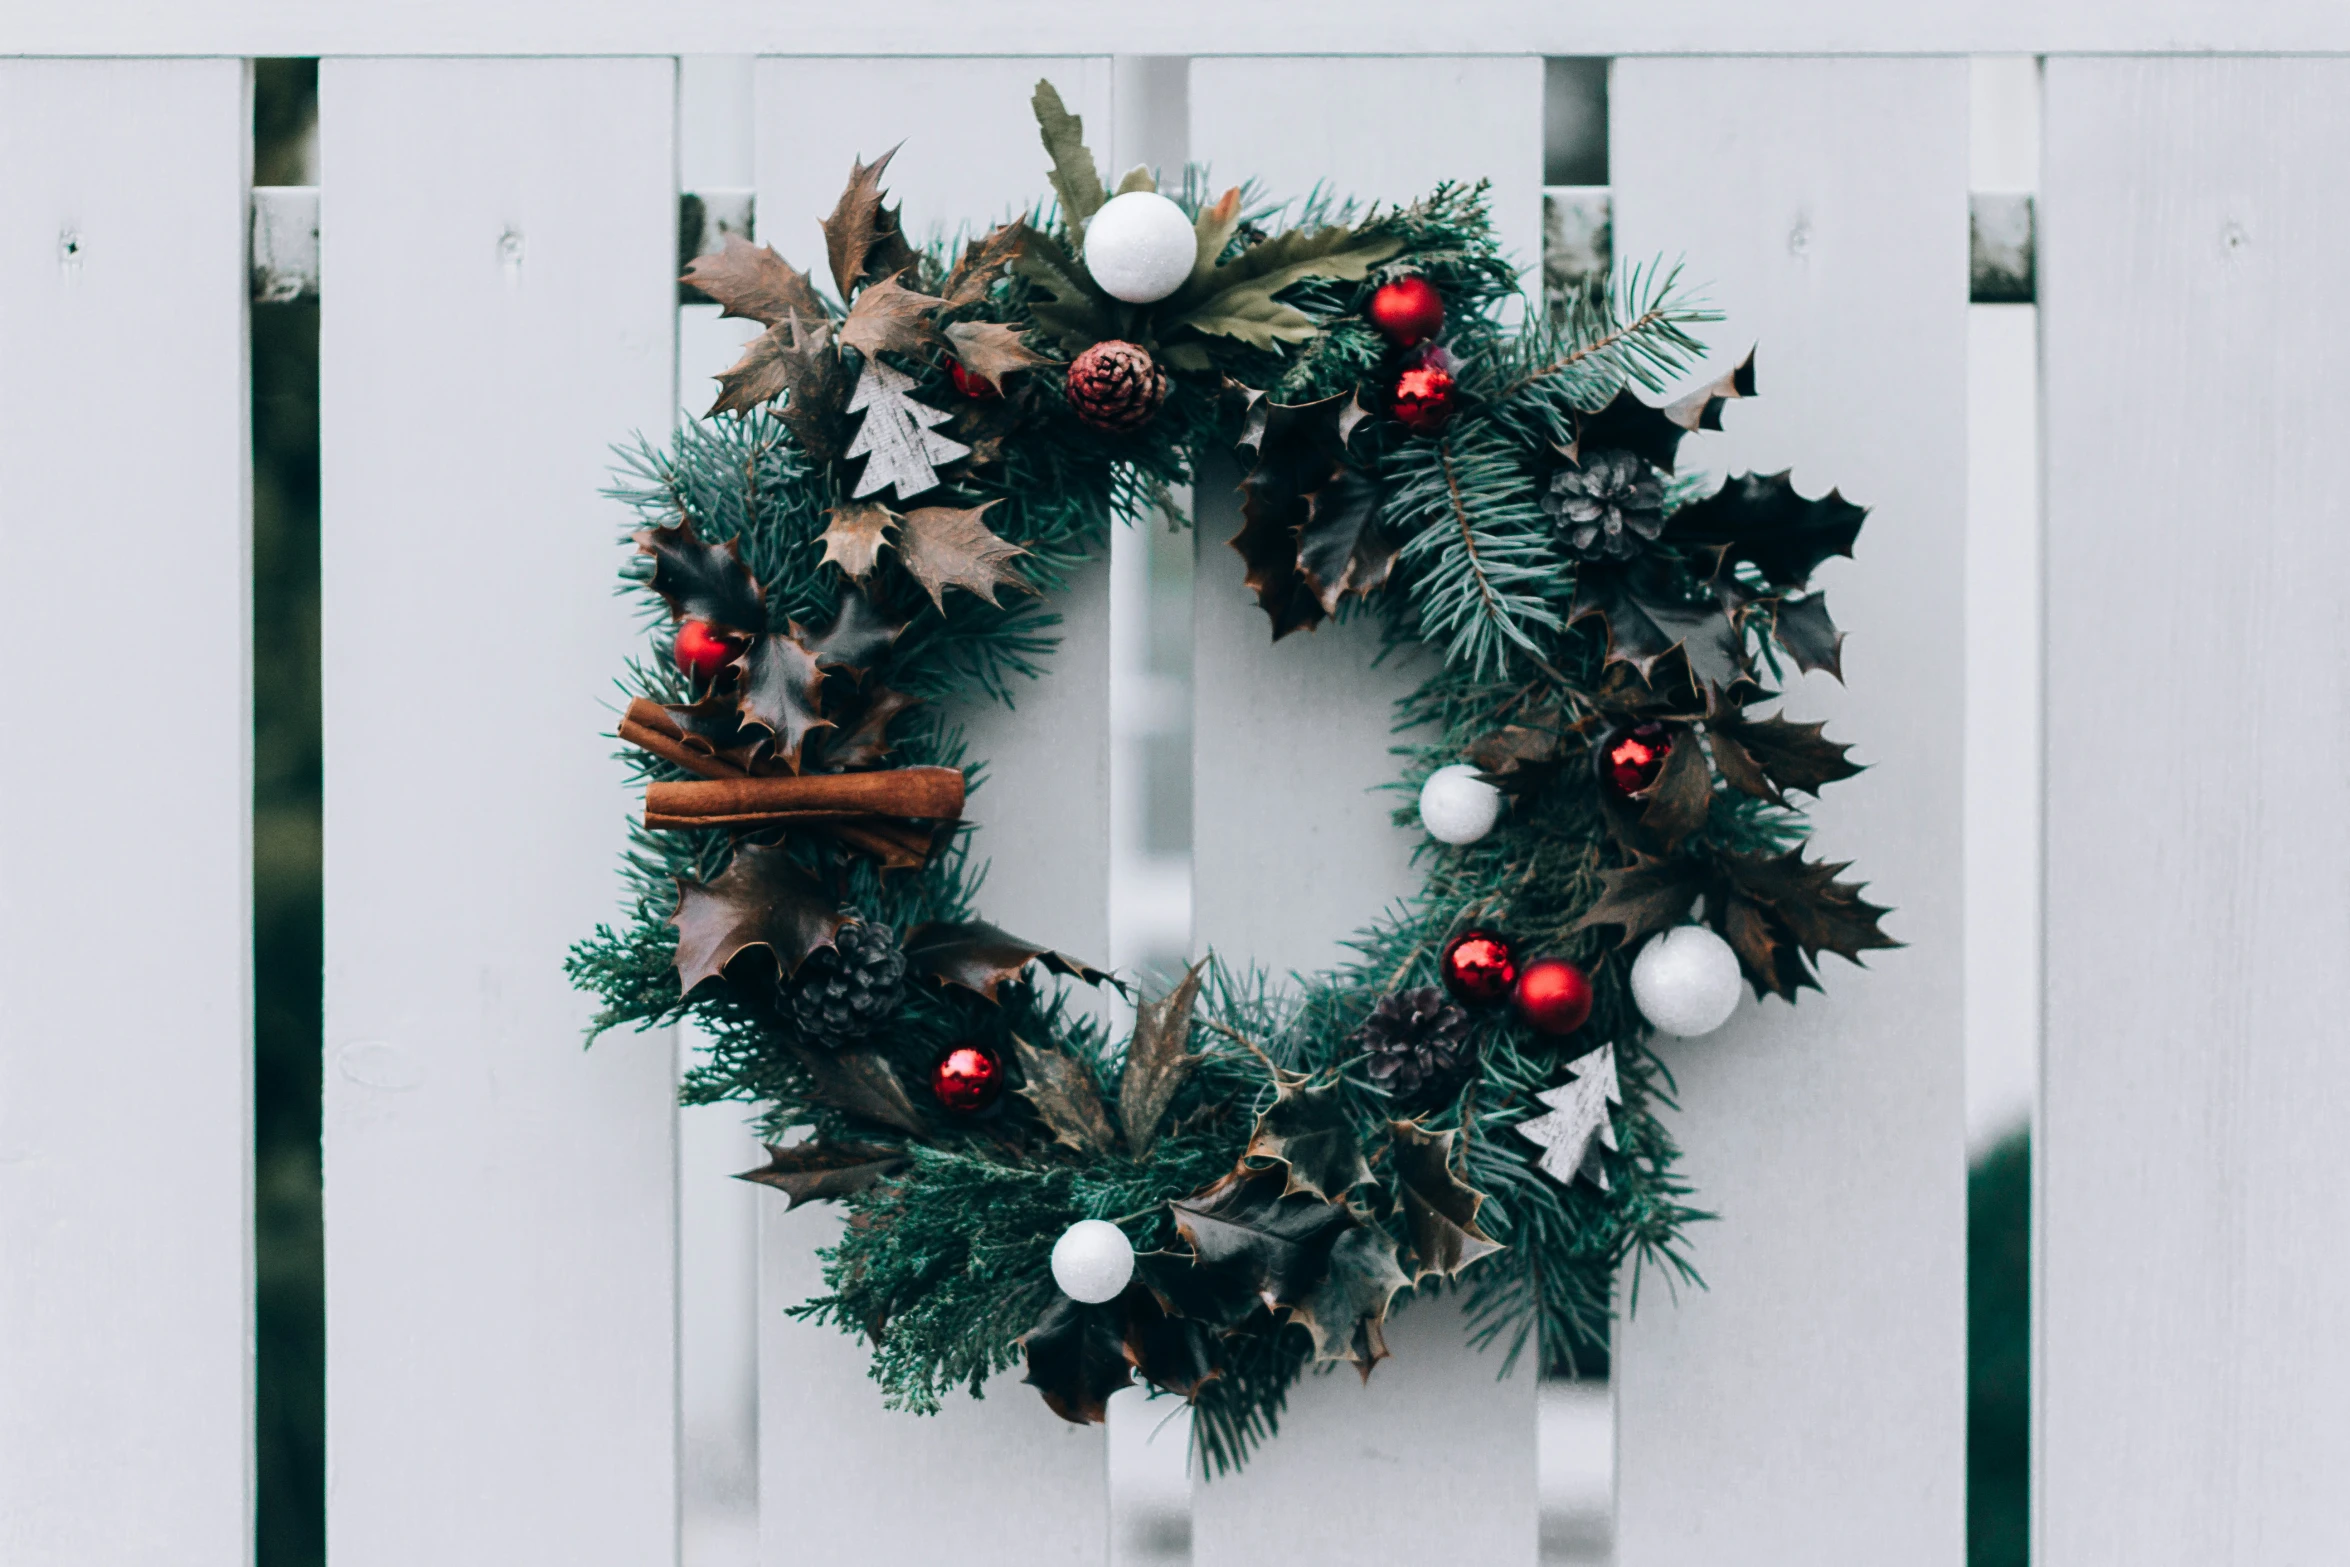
(244, 60, 2028, 1567)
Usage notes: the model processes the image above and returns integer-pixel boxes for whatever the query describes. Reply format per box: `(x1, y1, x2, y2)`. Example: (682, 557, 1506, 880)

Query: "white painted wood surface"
(749, 56, 1119, 1566)
(0, 57, 253, 1567)
(1608, 57, 1969, 1564)
(317, 58, 682, 1566)
(2038, 55, 2350, 1566)
(1185, 55, 1543, 1567)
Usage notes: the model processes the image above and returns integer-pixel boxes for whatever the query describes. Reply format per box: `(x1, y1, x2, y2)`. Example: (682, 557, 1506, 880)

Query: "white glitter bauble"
(1050, 1219, 1136, 1303)
(1418, 764, 1502, 845)
(1082, 192, 1196, 304)
(1629, 925, 1744, 1037)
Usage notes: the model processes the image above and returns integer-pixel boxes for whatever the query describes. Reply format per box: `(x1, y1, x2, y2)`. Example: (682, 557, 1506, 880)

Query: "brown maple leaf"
(736, 1139, 906, 1209)
(819, 503, 895, 583)
(708, 312, 852, 466)
(942, 320, 1052, 391)
(1119, 961, 1203, 1156)
(820, 145, 919, 300)
(1010, 1034, 1117, 1155)
(682, 235, 829, 329)
(838, 276, 944, 360)
(670, 843, 848, 993)
(894, 500, 1032, 611)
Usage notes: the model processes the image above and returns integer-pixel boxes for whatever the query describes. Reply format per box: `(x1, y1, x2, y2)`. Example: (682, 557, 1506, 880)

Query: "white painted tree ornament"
(1514, 1043, 1621, 1191)
(1417, 763, 1502, 844)
(1049, 1218, 1136, 1304)
(1082, 190, 1197, 303)
(844, 359, 970, 501)
(1629, 924, 1744, 1037)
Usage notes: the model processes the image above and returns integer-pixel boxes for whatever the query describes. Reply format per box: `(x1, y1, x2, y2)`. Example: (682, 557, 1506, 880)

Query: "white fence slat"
(2038, 57, 2350, 1565)
(1608, 57, 1969, 1564)
(749, 55, 1116, 1567)
(317, 57, 681, 1566)
(0, 57, 252, 1567)
(1185, 55, 1543, 1567)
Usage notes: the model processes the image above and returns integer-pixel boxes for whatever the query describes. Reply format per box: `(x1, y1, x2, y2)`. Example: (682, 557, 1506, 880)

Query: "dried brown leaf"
(819, 503, 895, 583)
(736, 1139, 906, 1208)
(942, 222, 1029, 307)
(943, 320, 1052, 390)
(902, 920, 1114, 1001)
(1009, 1034, 1117, 1155)
(820, 145, 917, 300)
(1118, 961, 1204, 1156)
(895, 500, 1032, 611)
(731, 631, 834, 774)
(838, 275, 943, 360)
(787, 1045, 929, 1136)
(682, 236, 829, 328)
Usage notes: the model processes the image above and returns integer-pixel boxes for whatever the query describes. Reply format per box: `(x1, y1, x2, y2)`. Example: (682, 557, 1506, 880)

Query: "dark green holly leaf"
(1009, 1033, 1117, 1155)
(787, 1045, 929, 1136)
(731, 631, 834, 774)
(1287, 1225, 1411, 1378)
(1715, 890, 1813, 1000)
(1574, 854, 1705, 947)
(1120, 961, 1204, 1156)
(736, 1139, 906, 1208)
(800, 585, 904, 674)
(1169, 1167, 1353, 1315)
(1771, 592, 1846, 680)
(1665, 470, 1867, 589)
(1230, 386, 1394, 639)
(1466, 714, 1568, 791)
(902, 920, 1115, 1001)
(1569, 561, 1746, 691)
(812, 686, 919, 773)
(1707, 710, 1862, 805)
(1636, 719, 1715, 852)
(1389, 1121, 1503, 1282)
(633, 515, 765, 633)
(670, 842, 847, 992)
(1119, 1286, 1222, 1400)
(1132, 1248, 1263, 1334)
(1561, 351, 1755, 472)
(1245, 1073, 1373, 1202)
(1720, 848, 1899, 971)
(1660, 349, 1756, 438)
(1020, 1297, 1131, 1425)
(662, 690, 759, 766)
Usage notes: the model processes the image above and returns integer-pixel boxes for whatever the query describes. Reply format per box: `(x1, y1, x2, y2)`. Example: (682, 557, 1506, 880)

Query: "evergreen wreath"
(569, 82, 1893, 1473)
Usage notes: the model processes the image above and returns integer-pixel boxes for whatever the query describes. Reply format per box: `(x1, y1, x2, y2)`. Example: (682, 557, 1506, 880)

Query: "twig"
(1440, 439, 1572, 686)
(1199, 1015, 1279, 1074)
(1502, 302, 1672, 399)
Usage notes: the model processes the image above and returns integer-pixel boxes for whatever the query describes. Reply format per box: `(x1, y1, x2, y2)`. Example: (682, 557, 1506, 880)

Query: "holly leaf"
(1771, 592, 1846, 680)
(1661, 348, 1757, 437)
(942, 222, 1029, 308)
(670, 842, 848, 992)
(1287, 1224, 1411, 1378)
(902, 920, 1114, 1001)
(943, 320, 1052, 390)
(1568, 561, 1746, 691)
(1574, 853, 1705, 947)
(789, 1045, 929, 1136)
(1389, 1121, 1503, 1282)
(1119, 962, 1204, 1156)
(681, 235, 829, 329)
(800, 585, 905, 674)
(712, 314, 852, 464)
(1230, 386, 1394, 639)
(1467, 718, 1569, 793)
(820, 145, 918, 300)
(1636, 717, 1715, 852)
(731, 631, 834, 774)
(1009, 1033, 1117, 1155)
(1244, 1073, 1373, 1202)
(813, 686, 919, 772)
(660, 690, 758, 764)
(1118, 1286, 1222, 1400)
(736, 1139, 905, 1208)
(1720, 848, 1899, 971)
(1020, 1297, 1131, 1425)
(1169, 1167, 1353, 1315)
(632, 514, 765, 633)
(1009, 228, 1116, 354)
(838, 275, 943, 360)
(1163, 226, 1405, 349)
(895, 500, 1032, 611)
(1665, 470, 1868, 590)
(1707, 709, 1862, 805)
(1716, 890, 1811, 1000)
(1132, 1247, 1264, 1334)
(1562, 387, 1693, 473)
(1031, 79, 1106, 250)
(819, 503, 895, 582)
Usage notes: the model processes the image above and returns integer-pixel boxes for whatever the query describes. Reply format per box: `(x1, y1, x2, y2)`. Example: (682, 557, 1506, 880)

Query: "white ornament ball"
(1630, 925, 1744, 1037)
(1418, 764, 1502, 845)
(1050, 1219, 1137, 1304)
(1082, 191, 1197, 304)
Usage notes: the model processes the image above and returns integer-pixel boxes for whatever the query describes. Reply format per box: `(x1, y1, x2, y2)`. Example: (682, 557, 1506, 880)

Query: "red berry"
(1391, 365, 1456, 433)
(931, 1042, 1004, 1113)
(1514, 958, 1594, 1036)
(673, 619, 735, 680)
(949, 360, 1000, 399)
(1368, 276, 1446, 347)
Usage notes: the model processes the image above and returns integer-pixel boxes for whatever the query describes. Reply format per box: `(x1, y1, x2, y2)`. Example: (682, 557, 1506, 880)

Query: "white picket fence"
(5, 9, 2347, 1565)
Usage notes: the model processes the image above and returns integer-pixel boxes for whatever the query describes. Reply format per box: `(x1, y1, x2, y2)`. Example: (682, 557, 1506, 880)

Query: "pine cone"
(1544, 448, 1666, 560)
(1066, 339, 1167, 433)
(785, 916, 908, 1049)
(1353, 987, 1476, 1106)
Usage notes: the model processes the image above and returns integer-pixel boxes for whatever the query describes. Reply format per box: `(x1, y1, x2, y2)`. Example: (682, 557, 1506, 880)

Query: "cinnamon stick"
(643, 767, 966, 831)
(618, 698, 744, 780)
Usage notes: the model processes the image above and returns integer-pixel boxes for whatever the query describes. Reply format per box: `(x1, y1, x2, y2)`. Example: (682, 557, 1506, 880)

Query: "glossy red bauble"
(1513, 958, 1595, 1037)
(1440, 929, 1520, 1005)
(1391, 365, 1456, 433)
(931, 1042, 1004, 1113)
(673, 618, 736, 681)
(1599, 722, 1675, 798)
(948, 360, 1000, 399)
(1367, 275, 1446, 347)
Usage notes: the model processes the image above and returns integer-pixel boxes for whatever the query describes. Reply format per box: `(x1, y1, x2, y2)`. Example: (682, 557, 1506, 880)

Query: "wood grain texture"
(317, 58, 681, 1566)
(750, 56, 1116, 1566)
(2039, 56, 2350, 1566)
(1185, 56, 1542, 1567)
(1608, 57, 1969, 1564)
(0, 57, 253, 1567)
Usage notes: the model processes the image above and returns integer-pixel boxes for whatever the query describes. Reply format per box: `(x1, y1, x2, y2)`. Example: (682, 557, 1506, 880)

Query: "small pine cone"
(1544, 448, 1666, 560)
(785, 916, 908, 1049)
(1353, 986, 1476, 1107)
(1066, 339, 1168, 433)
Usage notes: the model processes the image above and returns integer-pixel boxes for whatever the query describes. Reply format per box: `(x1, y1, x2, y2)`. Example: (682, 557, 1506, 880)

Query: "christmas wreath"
(570, 82, 1892, 1472)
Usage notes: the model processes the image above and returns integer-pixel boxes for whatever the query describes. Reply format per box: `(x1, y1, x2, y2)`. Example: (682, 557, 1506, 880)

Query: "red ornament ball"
(1367, 275, 1446, 347)
(931, 1042, 1004, 1114)
(673, 619, 736, 681)
(1391, 365, 1456, 433)
(1599, 722, 1675, 798)
(949, 359, 1000, 399)
(1514, 957, 1595, 1037)
(1440, 929, 1520, 1006)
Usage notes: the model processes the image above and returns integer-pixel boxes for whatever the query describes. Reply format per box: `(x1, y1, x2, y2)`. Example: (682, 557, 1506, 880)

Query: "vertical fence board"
(2039, 57, 2350, 1566)
(1186, 55, 1544, 1567)
(0, 57, 252, 1567)
(318, 58, 680, 1566)
(748, 55, 1117, 1567)
(1608, 57, 1969, 1564)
